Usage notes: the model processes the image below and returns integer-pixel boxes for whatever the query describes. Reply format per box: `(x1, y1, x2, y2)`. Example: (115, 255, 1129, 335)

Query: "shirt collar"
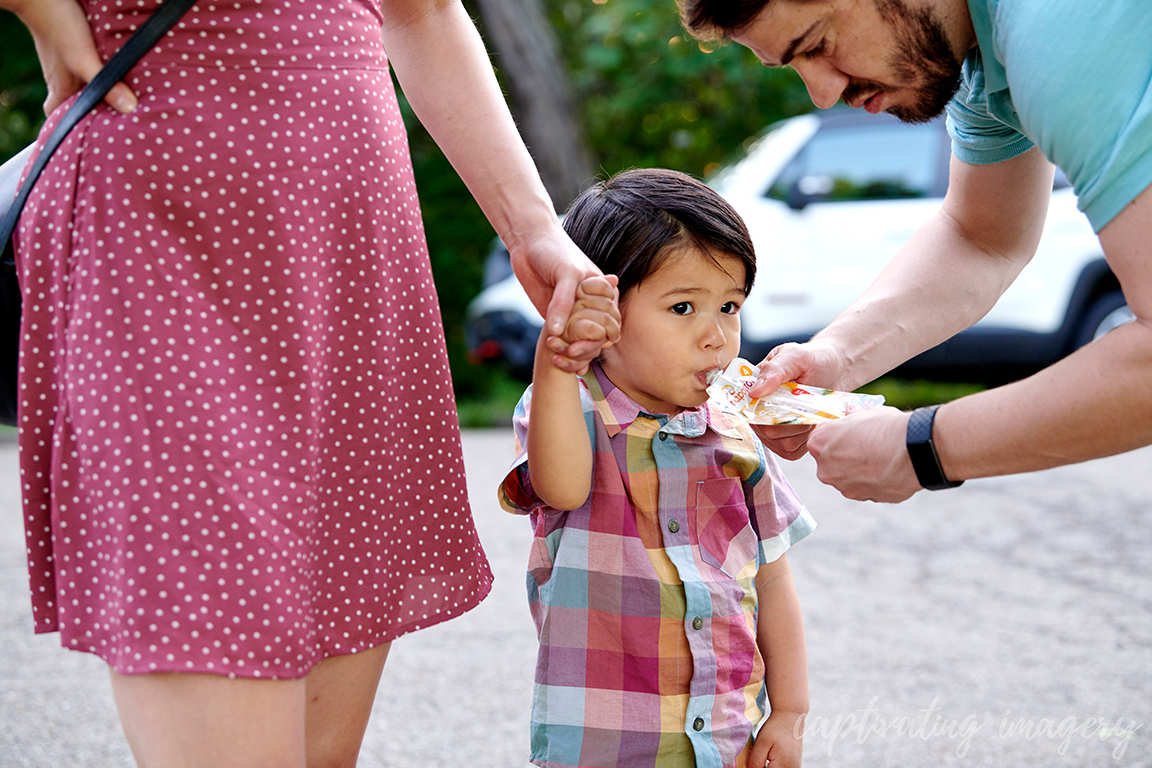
(581, 361, 744, 440)
(966, 0, 1007, 93)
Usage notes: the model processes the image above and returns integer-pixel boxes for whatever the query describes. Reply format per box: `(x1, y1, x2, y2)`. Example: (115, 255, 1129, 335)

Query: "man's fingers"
(749, 359, 793, 398)
(752, 423, 814, 460)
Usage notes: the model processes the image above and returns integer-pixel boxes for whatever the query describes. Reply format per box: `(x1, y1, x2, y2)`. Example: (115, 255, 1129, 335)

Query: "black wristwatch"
(905, 404, 964, 490)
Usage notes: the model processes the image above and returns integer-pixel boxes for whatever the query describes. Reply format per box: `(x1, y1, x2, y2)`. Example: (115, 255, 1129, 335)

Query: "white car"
(465, 108, 1132, 383)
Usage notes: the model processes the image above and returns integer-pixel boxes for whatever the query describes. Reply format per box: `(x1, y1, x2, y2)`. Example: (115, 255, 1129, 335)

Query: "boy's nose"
(792, 58, 849, 110)
(700, 318, 728, 349)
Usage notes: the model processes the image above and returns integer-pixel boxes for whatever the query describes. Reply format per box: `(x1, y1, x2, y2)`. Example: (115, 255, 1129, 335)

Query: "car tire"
(1073, 290, 1134, 350)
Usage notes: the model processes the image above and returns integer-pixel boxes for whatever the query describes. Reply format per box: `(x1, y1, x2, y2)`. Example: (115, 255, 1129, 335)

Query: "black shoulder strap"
(0, 0, 197, 250)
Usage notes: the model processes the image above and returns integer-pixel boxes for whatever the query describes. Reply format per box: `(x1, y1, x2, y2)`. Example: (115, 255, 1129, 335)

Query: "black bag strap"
(0, 0, 197, 253)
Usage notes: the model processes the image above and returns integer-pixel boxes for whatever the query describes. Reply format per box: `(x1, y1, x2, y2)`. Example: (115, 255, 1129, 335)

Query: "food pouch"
(706, 358, 885, 425)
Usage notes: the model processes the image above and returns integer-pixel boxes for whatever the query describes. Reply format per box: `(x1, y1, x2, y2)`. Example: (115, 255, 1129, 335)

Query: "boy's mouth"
(698, 367, 723, 387)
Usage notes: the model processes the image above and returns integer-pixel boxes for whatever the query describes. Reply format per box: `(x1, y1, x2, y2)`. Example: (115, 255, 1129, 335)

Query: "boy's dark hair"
(562, 168, 756, 297)
(678, 0, 774, 40)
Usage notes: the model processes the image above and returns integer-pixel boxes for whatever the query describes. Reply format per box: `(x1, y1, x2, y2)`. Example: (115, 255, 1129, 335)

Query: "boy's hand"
(545, 275, 620, 374)
(749, 710, 805, 768)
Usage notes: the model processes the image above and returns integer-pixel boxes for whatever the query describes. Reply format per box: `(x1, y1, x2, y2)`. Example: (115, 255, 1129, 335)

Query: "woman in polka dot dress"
(3, 0, 609, 764)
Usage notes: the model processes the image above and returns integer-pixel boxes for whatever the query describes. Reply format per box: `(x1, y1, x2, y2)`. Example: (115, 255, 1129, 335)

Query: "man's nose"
(792, 58, 849, 109)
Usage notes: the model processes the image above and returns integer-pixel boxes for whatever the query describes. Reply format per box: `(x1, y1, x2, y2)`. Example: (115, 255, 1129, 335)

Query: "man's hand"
(749, 710, 805, 767)
(8, 0, 138, 115)
(543, 275, 620, 374)
(749, 340, 847, 460)
(508, 226, 619, 374)
(807, 406, 923, 502)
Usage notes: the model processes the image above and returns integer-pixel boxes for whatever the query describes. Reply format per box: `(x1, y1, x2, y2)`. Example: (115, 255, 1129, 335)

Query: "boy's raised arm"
(526, 276, 619, 511)
(750, 554, 809, 767)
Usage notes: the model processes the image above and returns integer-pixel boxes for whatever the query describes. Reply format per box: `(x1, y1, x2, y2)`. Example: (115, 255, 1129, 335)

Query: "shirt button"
(692, 617, 704, 630)
(693, 717, 705, 731)
(667, 520, 680, 534)
(658, 433, 668, 441)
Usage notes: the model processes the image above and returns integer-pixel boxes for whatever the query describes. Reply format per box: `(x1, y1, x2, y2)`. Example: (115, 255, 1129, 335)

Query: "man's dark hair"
(678, 0, 773, 40)
(562, 168, 756, 298)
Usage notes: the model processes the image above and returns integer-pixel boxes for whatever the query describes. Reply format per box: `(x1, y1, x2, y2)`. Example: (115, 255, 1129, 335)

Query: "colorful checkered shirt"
(500, 363, 816, 768)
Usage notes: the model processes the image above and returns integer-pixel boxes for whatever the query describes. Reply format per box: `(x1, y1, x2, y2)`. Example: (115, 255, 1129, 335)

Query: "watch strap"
(906, 404, 964, 490)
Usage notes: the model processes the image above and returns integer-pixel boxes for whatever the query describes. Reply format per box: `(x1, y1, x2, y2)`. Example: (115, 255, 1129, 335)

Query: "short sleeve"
(498, 386, 542, 515)
(946, 51, 1034, 166)
(746, 442, 816, 565)
(497, 382, 598, 516)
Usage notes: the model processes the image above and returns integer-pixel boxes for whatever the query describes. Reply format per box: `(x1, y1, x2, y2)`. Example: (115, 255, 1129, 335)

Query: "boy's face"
(600, 246, 746, 415)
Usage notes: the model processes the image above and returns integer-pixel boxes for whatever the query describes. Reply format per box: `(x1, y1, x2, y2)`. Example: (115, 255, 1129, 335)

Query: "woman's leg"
(304, 642, 391, 768)
(109, 642, 392, 768)
(110, 671, 308, 768)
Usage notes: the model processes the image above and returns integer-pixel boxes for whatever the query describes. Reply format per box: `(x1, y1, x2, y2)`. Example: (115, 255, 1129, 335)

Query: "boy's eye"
(671, 302, 694, 315)
(722, 301, 741, 315)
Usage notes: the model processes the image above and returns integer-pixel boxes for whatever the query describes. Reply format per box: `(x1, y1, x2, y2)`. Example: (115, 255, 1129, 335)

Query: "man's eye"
(807, 40, 826, 56)
(671, 302, 694, 315)
(722, 301, 741, 314)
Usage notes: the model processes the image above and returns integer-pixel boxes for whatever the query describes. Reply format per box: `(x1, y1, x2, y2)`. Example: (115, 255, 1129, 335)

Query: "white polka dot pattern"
(12, 0, 492, 679)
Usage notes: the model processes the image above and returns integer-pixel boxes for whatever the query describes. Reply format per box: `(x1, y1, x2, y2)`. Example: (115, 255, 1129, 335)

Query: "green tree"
(542, 0, 811, 179)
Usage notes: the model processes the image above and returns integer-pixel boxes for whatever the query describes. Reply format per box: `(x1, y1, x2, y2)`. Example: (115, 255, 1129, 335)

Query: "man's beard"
(842, 0, 964, 124)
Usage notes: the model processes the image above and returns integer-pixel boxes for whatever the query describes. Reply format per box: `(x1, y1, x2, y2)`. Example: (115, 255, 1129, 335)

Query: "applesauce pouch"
(706, 358, 885, 425)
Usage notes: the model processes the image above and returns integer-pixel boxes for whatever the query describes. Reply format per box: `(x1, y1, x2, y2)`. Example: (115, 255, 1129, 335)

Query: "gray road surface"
(1, 430, 1150, 767)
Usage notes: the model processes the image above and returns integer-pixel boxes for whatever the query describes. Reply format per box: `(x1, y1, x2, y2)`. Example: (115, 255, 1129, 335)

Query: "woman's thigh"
(109, 642, 391, 768)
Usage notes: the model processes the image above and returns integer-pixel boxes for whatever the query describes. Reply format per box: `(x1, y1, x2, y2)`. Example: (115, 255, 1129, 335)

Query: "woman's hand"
(5, 0, 137, 115)
(509, 225, 620, 374)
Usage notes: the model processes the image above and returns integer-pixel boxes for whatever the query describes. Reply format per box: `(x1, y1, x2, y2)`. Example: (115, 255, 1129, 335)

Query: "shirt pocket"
(692, 477, 758, 578)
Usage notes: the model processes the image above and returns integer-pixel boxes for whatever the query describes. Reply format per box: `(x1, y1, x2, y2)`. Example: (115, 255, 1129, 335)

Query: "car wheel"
(1073, 290, 1135, 349)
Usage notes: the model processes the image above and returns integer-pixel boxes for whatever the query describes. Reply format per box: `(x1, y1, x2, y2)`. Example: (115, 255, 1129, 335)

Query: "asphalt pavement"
(1, 429, 1150, 767)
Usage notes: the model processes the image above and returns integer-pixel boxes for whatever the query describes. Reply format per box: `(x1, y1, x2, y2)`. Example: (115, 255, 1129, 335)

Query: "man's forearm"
(814, 208, 1033, 391)
(935, 316, 1152, 480)
(814, 150, 1055, 391)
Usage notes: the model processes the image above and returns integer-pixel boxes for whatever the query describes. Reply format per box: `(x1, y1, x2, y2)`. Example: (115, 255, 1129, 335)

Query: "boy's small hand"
(546, 275, 620, 373)
(749, 710, 804, 768)
(562, 275, 620, 345)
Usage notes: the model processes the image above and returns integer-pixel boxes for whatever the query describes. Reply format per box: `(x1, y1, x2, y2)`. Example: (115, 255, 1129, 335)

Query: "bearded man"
(681, 0, 1152, 502)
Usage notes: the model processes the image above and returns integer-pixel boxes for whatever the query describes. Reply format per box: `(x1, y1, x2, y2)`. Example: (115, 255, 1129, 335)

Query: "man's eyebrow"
(778, 19, 821, 66)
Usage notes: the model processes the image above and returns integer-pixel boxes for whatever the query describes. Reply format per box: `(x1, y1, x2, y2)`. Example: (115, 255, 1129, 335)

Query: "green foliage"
(857, 377, 985, 411)
(0, 11, 45, 158)
(543, 0, 811, 179)
(454, 372, 528, 428)
(390, 75, 498, 401)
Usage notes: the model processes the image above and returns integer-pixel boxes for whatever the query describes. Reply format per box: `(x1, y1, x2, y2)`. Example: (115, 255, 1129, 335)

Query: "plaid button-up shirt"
(500, 363, 816, 768)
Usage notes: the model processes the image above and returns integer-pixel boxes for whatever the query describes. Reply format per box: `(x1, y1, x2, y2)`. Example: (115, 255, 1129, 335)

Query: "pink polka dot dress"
(12, 0, 493, 678)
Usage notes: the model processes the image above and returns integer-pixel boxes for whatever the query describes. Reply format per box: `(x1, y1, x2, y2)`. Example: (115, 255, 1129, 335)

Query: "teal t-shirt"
(946, 0, 1152, 231)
